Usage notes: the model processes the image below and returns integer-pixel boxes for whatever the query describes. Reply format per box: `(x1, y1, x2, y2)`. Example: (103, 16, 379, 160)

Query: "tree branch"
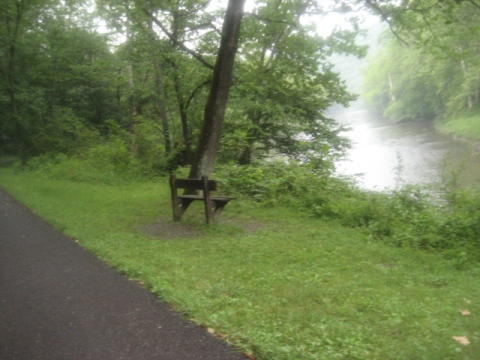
(185, 79, 211, 110)
(143, 9, 215, 70)
(363, 0, 409, 45)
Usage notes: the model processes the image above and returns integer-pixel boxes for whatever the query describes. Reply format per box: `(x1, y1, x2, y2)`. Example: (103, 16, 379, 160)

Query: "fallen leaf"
(207, 327, 215, 334)
(452, 336, 470, 346)
(460, 309, 471, 316)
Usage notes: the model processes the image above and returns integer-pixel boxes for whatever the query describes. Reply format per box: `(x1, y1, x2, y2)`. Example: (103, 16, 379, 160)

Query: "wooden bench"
(169, 174, 235, 224)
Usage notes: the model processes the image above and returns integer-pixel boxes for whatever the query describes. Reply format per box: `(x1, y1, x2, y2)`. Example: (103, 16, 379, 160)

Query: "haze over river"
(331, 104, 480, 191)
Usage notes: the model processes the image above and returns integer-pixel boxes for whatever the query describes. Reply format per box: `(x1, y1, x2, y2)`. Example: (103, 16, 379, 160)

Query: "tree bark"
(460, 60, 474, 109)
(188, 0, 246, 179)
(148, 12, 172, 156)
(388, 73, 396, 102)
(153, 58, 172, 155)
(172, 70, 193, 163)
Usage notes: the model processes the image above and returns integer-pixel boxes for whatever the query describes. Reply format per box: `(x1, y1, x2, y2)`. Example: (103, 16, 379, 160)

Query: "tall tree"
(216, 0, 364, 166)
(188, 0, 246, 178)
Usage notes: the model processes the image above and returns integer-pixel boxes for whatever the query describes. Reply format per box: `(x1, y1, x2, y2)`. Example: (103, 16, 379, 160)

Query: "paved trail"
(0, 188, 246, 360)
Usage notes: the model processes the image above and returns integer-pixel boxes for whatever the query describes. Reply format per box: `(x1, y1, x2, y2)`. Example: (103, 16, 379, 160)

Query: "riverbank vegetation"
(1, 161, 480, 359)
(362, 0, 480, 141)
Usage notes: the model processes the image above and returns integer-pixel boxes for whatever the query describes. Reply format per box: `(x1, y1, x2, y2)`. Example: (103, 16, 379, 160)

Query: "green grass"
(1, 168, 480, 359)
(436, 112, 480, 141)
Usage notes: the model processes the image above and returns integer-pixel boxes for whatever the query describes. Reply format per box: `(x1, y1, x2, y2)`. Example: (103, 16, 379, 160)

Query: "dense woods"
(0, 0, 367, 174)
(363, 0, 480, 123)
(2, 0, 478, 173)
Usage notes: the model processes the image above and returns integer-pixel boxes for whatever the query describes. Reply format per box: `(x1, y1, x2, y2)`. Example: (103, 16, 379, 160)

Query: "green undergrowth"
(1, 167, 480, 359)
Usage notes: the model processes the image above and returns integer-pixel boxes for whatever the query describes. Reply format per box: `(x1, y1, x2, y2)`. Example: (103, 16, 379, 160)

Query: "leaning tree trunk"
(188, 0, 246, 179)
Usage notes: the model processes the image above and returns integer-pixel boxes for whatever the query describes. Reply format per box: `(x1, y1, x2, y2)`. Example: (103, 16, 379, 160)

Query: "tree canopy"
(362, 0, 480, 122)
(1, 0, 417, 174)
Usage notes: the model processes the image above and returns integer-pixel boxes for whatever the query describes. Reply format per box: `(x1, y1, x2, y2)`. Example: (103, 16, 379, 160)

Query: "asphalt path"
(0, 188, 247, 360)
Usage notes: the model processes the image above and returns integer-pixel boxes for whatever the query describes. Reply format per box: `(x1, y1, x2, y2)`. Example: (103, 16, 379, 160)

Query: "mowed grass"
(1, 169, 480, 359)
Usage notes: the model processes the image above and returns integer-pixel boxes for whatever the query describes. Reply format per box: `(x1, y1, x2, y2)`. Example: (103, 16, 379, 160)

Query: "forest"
(0, 0, 366, 174)
(362, 0, 480, 129)
(2, 0, 480, 172)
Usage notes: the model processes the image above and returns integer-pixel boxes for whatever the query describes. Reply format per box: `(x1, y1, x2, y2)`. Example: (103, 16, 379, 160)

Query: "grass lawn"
(1, 168, 479, 359)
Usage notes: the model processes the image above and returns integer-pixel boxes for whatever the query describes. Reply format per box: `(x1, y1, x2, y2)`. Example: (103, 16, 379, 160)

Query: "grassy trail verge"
(1, 168, 479, 359)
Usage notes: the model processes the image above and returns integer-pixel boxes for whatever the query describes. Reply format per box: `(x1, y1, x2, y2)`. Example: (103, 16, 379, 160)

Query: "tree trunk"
(460, 60, 473, 109)
(153, 58, 172, 155)
(188, 0, 246, 179)
(148, 9, 171, 156)
(170, 9, 192, 164)
(239, 111, 262, 165)
(125, 12, 141, 157)
(388, 73, 396, 102)
(9, 89, 27, 164)
(172, 71, 193, 163)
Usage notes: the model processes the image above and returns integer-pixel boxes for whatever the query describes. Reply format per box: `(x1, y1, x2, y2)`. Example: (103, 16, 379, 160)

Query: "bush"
(25, 138, 154, 184)
(214, 160, 345, 207)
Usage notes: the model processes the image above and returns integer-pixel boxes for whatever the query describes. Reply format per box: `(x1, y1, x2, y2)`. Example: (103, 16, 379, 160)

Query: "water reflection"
(331, 106, 480, 191)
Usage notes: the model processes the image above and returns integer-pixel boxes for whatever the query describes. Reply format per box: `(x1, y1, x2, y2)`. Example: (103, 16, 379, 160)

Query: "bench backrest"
(170, 174, 217, 191)
(173, 177, 217, 191)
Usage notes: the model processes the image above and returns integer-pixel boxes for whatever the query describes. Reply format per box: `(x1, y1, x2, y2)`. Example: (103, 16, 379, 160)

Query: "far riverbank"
(435, 112, 480, 145)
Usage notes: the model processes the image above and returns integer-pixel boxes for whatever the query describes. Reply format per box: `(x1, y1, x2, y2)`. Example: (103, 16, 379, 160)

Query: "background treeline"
(0, 0, 367, 172)
(362, 0, 480, 124)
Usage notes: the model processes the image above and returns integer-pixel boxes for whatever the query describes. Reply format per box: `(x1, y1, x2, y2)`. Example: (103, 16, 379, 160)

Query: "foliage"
(363, 0, 480, 123)
(24, 137, 159, 184)
(214, 159, 345, 205)
(220, 0, 363, 165)
(0, 0, 365, 171)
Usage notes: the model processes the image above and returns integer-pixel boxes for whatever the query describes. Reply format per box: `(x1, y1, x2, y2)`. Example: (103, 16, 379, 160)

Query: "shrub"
(214, 160, 341, 206)
(25, 138, 151, 184)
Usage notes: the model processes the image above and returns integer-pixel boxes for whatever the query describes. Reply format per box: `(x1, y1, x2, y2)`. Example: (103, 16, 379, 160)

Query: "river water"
(331, 104, 480, 191)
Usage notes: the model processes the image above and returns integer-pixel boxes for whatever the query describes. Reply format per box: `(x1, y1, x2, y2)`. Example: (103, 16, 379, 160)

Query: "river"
(331, 104, 480, 191)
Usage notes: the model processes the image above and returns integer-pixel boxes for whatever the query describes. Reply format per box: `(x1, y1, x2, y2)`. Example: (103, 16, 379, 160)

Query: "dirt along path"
(0, 188, 247, 360)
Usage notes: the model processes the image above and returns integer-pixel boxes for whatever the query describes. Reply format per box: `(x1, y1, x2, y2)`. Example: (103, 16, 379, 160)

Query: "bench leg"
(204, 201, 215, 225)
(212, 204, 226, 221)
(173, 198, 194, 222)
